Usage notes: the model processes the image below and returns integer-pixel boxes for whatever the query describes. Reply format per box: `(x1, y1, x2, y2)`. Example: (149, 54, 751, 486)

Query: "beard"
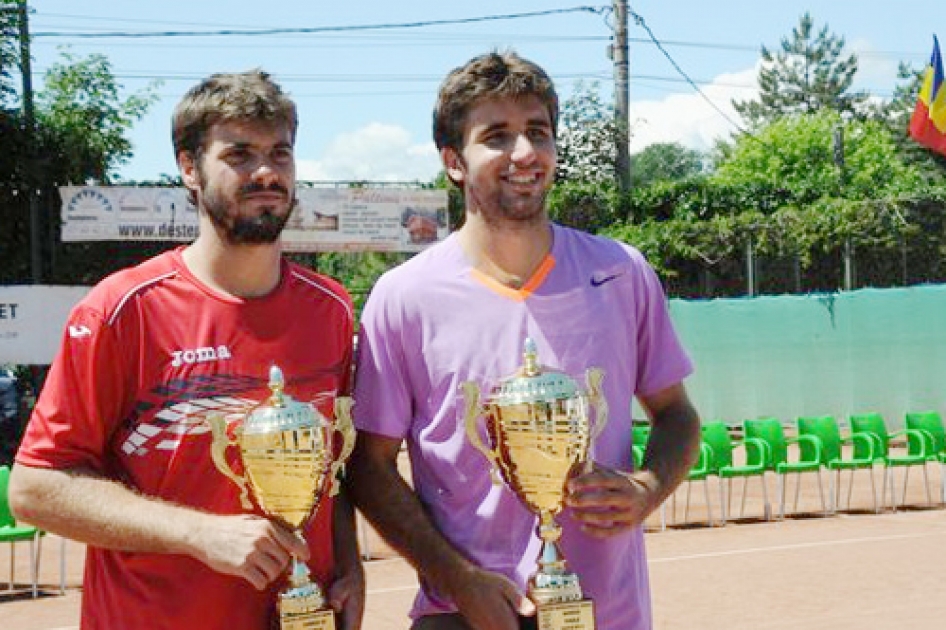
(200, 179, 296, 244)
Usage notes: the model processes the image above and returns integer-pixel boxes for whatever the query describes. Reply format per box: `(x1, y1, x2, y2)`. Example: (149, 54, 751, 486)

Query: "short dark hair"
(433, 51, 559, 153)
(172, 69, 297, 160)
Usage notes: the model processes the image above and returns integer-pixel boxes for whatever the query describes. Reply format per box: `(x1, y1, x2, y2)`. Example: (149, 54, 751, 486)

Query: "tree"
(37, 50, 159, 184)
(0, 1, 18, 105)
(604, 111, 945, 297)
(555, 81, 620, 184)
(870, 60, 946, 178)
(715, 111, 925, 202)
(0, 38, 160, 283)
(630, 142, 705, 188)
(733, 12, 867, 128)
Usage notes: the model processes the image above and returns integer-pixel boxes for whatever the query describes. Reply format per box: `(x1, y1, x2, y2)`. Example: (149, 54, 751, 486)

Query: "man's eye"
(483, 133, 507, 146)
(225, 150, 250, 164)
(272, 148, 294, 163)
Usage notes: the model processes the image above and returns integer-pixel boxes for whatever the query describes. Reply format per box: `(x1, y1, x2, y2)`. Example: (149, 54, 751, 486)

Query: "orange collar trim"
(470, 254, 556, 302)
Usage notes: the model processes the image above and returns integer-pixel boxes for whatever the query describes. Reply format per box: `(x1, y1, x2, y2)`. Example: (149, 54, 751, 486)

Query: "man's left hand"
(564, 464, 658, 538)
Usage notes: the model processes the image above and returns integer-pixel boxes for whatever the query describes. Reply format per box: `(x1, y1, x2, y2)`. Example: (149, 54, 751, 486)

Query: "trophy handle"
(584, 367, 609, 475)
(207, 413, 253, 510)
(327, 396, 356, 497)
(461, 381, 503, 486)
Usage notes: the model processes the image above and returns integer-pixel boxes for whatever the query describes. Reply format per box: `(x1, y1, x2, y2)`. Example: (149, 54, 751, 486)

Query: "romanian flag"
(909, 35, 946, 156)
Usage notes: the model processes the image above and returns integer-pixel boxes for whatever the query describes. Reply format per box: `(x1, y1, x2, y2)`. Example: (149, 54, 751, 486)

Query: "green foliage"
(733, 12, 867, 128)
(546, 179, 621, 233)
(37, 50, 160, 184)
(556, 81, 620, 184)
(292, 252, 409, 317)
(0, 1, 18, 106)
(715, 111, 926, 202)
(631, 142, 705, 187)
(871, 61, 946, 177)
(1, 41, 160, 284)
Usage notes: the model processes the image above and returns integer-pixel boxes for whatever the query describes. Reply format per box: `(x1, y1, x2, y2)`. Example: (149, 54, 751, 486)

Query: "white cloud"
(848, 37, 904, 92)
(297, 123, 441, 183)
(628, 66, 760, 154)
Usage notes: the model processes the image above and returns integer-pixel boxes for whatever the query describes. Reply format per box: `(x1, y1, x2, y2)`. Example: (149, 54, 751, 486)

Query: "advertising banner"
(0, 286, 89, 365)
(59, 186, 449, 252)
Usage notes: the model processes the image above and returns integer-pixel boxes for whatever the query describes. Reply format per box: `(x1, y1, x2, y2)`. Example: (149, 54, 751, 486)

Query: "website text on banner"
(59, 186, 449, 252)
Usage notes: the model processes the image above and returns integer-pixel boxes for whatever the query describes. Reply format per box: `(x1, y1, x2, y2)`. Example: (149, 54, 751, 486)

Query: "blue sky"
(28, 1, 944, 183)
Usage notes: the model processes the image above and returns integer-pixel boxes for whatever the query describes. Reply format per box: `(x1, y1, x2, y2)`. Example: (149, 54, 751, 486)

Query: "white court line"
(649, 531, 944, 564)
(368, 584, 420, 595)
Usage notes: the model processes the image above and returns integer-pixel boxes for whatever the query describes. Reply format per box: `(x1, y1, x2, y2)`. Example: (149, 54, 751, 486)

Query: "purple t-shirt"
(354, 223, 693, 630)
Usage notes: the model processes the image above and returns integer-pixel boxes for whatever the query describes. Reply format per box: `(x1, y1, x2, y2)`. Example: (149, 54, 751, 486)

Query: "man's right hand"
(449, 565, 536, 630)
(191, 514, 310, 590)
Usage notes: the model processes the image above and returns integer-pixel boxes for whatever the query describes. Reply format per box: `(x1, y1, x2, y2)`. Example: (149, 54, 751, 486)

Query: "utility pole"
(612, 0, 631, 195)
(833, 121, 853, 291)
(18, 0, 41, 283)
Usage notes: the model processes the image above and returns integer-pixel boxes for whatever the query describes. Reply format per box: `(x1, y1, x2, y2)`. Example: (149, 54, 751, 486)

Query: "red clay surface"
(3, 458, 945, 629)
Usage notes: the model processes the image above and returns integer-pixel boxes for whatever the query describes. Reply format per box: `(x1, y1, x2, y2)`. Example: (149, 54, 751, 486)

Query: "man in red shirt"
(9, 70, 363, 630)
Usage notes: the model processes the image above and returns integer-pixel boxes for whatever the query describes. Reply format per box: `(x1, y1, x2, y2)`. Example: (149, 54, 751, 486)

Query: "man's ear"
(441, 147, 465, 186)
(178, 152, 200, 193)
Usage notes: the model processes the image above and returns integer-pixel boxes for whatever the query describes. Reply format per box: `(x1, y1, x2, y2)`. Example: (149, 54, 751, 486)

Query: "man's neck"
(182, 232, 283, 299)
(458, 215, 553, 289)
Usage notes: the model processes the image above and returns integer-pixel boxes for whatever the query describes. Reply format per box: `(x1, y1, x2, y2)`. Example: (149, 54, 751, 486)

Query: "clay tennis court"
(3, 457, 945, 630)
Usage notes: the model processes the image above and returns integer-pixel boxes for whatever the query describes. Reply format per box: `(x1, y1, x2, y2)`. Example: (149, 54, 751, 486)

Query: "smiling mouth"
(505, 172, 542, 185)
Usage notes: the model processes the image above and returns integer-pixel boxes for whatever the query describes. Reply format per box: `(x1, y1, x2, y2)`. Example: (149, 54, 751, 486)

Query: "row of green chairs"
(633, 411, 946, 529)
(800, 413, 935, 513)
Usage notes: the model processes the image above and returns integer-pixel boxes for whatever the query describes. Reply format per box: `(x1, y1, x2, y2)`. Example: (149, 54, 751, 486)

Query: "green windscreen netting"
(665, 284, 946, 429)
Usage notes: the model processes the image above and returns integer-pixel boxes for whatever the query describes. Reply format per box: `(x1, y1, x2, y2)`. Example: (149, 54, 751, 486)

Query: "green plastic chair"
(631, 423, 651, 471)
(904, 411, 946, 504)
(743, 417, 828, 519)
(672, 437, 716, 527)
(849, 412, 932, 510)
(0, 465, 44, 597)
(797, 415, 878, 513)
(700, 421, 770, 523)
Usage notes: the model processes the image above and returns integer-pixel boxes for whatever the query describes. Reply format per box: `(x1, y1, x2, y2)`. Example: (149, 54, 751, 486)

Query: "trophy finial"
(523, 338, 539, 376)
(269, 364, 286, 406)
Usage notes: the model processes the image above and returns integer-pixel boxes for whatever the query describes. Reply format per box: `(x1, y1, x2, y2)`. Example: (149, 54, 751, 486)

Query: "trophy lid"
(491, 338, 579, 406)
(243, 365, 318, 434)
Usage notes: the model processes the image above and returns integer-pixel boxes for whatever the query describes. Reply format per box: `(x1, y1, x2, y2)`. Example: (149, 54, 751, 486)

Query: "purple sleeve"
(629, 248, 694, 396)
(352, 274, 414, 439)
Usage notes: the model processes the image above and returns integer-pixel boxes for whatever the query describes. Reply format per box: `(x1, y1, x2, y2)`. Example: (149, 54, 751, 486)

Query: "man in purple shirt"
(348, 51, 701, 630)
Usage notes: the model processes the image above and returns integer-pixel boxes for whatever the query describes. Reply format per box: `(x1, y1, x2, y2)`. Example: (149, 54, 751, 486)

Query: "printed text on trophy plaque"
(537, 600, 595, 630)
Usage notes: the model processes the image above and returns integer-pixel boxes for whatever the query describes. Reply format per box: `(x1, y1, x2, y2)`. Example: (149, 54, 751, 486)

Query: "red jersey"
(17, 248, 354, 630)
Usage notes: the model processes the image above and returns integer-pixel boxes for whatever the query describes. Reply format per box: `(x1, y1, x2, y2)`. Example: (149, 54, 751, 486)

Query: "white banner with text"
(0, 286, 90, 365)
(60, 186, 449, 252)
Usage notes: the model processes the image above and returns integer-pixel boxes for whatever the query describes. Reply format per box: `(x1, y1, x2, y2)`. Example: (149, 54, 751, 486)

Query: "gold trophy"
(462, 338, 608, 630)
(208, 365, 356, 630)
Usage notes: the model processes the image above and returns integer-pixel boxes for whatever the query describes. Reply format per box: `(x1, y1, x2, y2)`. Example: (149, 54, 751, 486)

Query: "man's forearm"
(10, 464, 212, 557)
(346, 452, 475, 593)
(640, 397, 701, 506)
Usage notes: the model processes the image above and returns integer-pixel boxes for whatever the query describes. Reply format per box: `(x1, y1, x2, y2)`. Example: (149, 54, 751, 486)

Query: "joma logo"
(171, 345, 232, 368)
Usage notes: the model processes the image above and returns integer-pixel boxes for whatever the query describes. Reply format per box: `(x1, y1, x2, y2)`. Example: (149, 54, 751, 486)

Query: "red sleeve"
(16, 300, 134, 472)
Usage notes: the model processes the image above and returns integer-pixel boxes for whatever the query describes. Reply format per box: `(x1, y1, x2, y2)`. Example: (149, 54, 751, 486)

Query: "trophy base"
(280, 608, 335, 630)
(536, 599, 595, 630)
(279, 584, 335, 630)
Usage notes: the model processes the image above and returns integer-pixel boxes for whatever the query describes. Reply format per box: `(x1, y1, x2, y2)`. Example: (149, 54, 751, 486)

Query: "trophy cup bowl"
(208, 365, 355, 630)
(462, 338, 608, 630)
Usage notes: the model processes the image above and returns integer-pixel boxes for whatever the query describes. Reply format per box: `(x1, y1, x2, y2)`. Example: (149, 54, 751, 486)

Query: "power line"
(33, 6, 609, 38)
(628, 8, 750, 138)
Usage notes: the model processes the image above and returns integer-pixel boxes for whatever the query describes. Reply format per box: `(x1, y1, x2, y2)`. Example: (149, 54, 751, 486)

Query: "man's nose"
(510, 134, 537, 164)
(251, 158, 282, 184)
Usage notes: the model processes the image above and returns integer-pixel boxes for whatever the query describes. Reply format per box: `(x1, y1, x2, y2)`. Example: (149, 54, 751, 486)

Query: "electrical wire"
(33, 6, 608, 39)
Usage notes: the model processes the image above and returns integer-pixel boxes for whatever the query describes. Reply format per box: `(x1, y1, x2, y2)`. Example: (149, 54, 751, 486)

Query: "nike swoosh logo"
(590, 272, 622, 287)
